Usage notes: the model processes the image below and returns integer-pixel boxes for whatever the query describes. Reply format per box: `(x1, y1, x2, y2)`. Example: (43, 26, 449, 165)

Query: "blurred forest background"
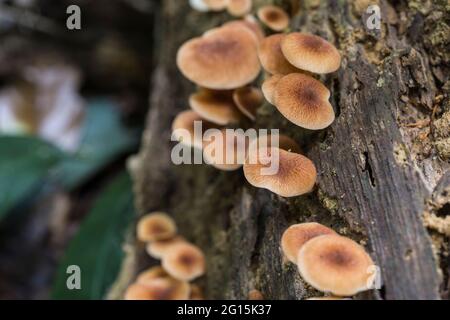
(0, 0, 155, 299)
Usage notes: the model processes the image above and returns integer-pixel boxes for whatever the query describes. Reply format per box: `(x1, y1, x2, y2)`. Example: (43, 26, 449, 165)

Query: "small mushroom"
(137, 212, 177, 242)
(162, 243, 206, 281)
(204, 0, 227, 11)
(232, 86, 264, 120)
(248, 133, 301, 154)
(189, 88, 242, 125)
(297, 234, 375, 296)
(258, 34, 300, 75)
(281, 222, 336, 263)
(203, 128, 249, 171)
(281, 33, 341, 74)
(243, 147, 317, 197)
(177, 25, 261, 89)
(172, 110, 215, 149)
(124, 278, 190, 300)
(146, 236, 187, 259)
(257, 5, 290, 31)
(261, 74, 283, 105)
(273, 73, 335, 130)
(227, 0, 252, 17)
(248, 289, 264, 300)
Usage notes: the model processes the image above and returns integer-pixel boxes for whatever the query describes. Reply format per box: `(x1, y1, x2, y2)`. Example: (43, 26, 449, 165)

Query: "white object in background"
(189, 0, 209, 12)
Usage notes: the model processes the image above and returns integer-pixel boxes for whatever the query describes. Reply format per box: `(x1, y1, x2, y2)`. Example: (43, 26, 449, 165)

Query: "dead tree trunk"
(113, 0, 450, 300)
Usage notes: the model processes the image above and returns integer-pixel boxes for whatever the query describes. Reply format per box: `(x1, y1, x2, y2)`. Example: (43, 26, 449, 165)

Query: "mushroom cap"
(248, 289, 264, 300)
(232, 86, 264, 120)
(248, 133, 301, 154)
(227, 0, 252, 17)
(281, 33, 341, 74)
(177, 26, 261, 89)
(257, 5, 289, 31)
(281, 222, 336, 263)
(146, 236, 187, 259)
(203, 128, 249, 171)
(204, 0, 227, 11)
(136, 266, 169, 284)
(223, 16, 265, 42)
(172, 110, 214, 149)
(190, 284, 205, 300)
(137, 212, 177, 242)
(162, 243, 206, 281)
(243, 147, 317, 197)
(261, 74, 283, 105)
(189, 89, 242, 125)
(273, 73, 335, 130)
(258, 34, 300, 75)
(297, 234, 375, 296)
(124, 278, 190, 300)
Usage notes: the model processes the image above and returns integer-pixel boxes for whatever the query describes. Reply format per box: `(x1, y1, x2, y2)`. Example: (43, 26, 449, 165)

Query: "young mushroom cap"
(281, 33, 341, 74)
(281, 222, 336, 263)
(257, 5, 290, 31)
(248, 133, 301, 154)
(227, 0, 252, 17)
(189, 89, 242, 125)
(232, 86, 264, 121)
(258, 34, 301, 75)
(172, 110, 215, 149)
(297, 234, 375, 296)
(204, 0, 227, 11)
(162, 243, 206, 281)
(177, 26, 261, 90)
(261, 74, 283, 105)
(124, 278, 190, 300)
(273, 73, 335, 130)
(203, 128, 249, 171)
(137, 212, 177, 242)
(243, 147, 317, 197)
(146, 236, 187, 259)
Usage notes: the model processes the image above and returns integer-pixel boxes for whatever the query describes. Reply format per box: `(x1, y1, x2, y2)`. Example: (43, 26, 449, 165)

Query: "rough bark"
(116, 0, 450, 300)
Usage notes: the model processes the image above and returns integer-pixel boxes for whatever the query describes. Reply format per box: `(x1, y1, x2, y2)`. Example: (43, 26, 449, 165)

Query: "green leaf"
(52, 172, 135, 300)
(0, 135, 63, 220)
(56, 99, 137, 189)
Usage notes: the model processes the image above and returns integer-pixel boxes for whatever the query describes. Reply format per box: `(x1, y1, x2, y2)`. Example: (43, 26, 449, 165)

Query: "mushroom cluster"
(124, 212, 206, 300)
(281, 222, 375, 298)
(174, 3, 341, 199)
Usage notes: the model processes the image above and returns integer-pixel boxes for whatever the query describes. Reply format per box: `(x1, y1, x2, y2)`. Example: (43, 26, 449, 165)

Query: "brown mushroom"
(177, 25, 261, 89)
(261, 74, 283, 105)
(137, 212, 177, 242)
(273, 73, 335, 130)
(232, 86, 264, 121)
(162, 243, 206, 281)
(189, 88, 242, 125)
(227, 0, 252, 17)
(203, 128, 249, 171)
(146, 236, 187, 259)
(124, 278, 190, 300)
(257, 5, 289, 31)
(223, 15, 265, 42)
(281, 32, 341, 74)
(258, 34, 300, 75)
(244, 147, 317, 197)
(281, 222, 336, 263)
(136, 266, 169, 284)
(172, 110, 215, 149)
(297, 234, 375, 296)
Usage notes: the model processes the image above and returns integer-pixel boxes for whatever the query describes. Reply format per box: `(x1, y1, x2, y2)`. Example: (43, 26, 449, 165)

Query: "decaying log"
(117, 0, 449, 300)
